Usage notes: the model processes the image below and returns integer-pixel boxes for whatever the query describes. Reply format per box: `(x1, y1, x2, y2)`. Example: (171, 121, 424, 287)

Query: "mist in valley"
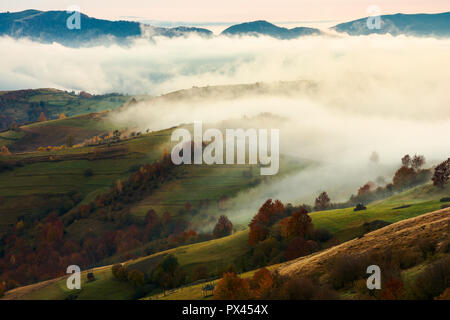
(1, 33, 449, 224)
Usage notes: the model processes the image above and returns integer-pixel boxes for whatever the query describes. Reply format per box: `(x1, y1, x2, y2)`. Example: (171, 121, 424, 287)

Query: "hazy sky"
(2, 0, 449, 26)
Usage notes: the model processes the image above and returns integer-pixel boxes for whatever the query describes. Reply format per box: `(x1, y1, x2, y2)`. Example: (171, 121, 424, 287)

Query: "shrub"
(214, 272, 251, 300)
(84, 168, 94, 177)
(418, 238, 437, 259)
(265, 275, 339, 300)
(412, 256, 450, 299)
(329, 254, 368, 289)
(128, 269, 145, 287)
(311, 228, 332, 243)
(112, 264, 128, 281)
(397, 250, 422, 270)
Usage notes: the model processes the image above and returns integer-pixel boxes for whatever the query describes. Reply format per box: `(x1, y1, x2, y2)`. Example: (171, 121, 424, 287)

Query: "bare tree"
(401, 154, 411, 167)
(411, 154, 426, 171)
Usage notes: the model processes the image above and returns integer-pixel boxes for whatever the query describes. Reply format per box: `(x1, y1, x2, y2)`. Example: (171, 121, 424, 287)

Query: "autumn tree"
(314, 192, 331, 211)
(214, 272, 251, 300)
(249, 199, 285, 246)
(285, 238, 318, 260)
(249, 268, 273, 299)
(393, 166, 416, 190)
(193, 266, 209, 282)
(280, 208, 313, 240)
(411, 154, 425, 171)
(38, 112, 47, 122)
(213, 215, 233, 238)
(1, 145, 11, 156)
(59, 113, 67, 119)
(432, 158, 450, 188)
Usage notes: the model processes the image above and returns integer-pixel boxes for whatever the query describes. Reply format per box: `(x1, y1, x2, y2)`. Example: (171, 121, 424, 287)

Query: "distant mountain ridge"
(332, 12, 450, 37)
(0, 10, 212, 46)
(221, 20, 322, 39)
(0, 10, 449, 47)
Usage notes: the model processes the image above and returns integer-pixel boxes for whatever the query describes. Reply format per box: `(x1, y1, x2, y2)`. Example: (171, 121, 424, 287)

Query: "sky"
(1, 0, 449, 29)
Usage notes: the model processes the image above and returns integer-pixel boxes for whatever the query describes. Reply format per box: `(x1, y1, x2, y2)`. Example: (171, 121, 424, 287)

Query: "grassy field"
(310, 183, 450, 242)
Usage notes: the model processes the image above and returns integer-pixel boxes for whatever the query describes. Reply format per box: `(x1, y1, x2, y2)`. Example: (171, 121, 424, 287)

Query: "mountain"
(221, 20, 322, 39)
(332, 12, 450, 37)
(0, 10, 213, 46)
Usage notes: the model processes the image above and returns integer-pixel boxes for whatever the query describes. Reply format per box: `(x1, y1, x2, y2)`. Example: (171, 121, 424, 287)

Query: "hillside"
(332, 12, 450, 37)
(0, 10, 212, 47)
(221, 20, 321, 39)
(0, 88, 129, 132)
(4, 182, 448, 300)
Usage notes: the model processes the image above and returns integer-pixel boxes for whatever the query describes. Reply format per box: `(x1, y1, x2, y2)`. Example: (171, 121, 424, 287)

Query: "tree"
(249, 268, 273, 298)
(213, 215, 233, 238)
(112, 264, 128, 281)
(214, 272, 250, 300)
(38, 112, 47, 122)
(1, 145, 11, 156)
(66, 134, 74, 148)
(59, 113, 67, 119)
(401, 154, 411, 167)
(193, 266, 209, 282)
(280, 208, 313, 240)
(411, 154, 425, 171)
(284, 237, 318, 260)
(249, 199, 285, 246)
(127, 269, 145, 287)
(314, 192, 331, 210)
(432, 158, 450, 188)
(393, 166, 416, 190)
(160, 255, 179, 275)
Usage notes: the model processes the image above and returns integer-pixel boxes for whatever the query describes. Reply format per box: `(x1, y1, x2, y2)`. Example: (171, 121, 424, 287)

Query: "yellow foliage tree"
(1, 145, 11, 155)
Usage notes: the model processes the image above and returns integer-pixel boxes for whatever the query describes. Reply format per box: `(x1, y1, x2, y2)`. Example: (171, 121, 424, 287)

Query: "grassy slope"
(0, 128, 171, 235)
(310, 183, 450, 242)
(0, 88, 129, 131)
(6, 182, 449, 300)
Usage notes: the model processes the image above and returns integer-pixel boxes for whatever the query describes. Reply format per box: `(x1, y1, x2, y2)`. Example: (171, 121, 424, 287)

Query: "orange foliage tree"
(214, 272, 251, 300)
(249, 199, 285, 246)
(280, 208, 312, 240)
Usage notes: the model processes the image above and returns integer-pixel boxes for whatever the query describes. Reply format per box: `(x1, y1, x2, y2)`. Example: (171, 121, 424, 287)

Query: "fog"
(1, 34, 449, 221)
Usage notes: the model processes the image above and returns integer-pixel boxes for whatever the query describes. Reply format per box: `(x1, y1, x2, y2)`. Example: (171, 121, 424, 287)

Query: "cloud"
(1, 34, 449, 218)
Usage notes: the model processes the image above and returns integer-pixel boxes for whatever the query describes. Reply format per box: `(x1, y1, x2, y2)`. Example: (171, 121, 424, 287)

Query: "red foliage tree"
(249, 199, 285, 246)
(213, 215, 233, 239)
(280, 208, 313, 240)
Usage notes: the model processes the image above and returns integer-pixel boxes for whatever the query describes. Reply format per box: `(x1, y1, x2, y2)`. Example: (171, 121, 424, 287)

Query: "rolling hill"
(0, 88, 129, 132)
(0, 10, 213, 47)
(3, 182, 448, 300)
(332, 12, 450, 37)
(221, 20, 322, 39)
